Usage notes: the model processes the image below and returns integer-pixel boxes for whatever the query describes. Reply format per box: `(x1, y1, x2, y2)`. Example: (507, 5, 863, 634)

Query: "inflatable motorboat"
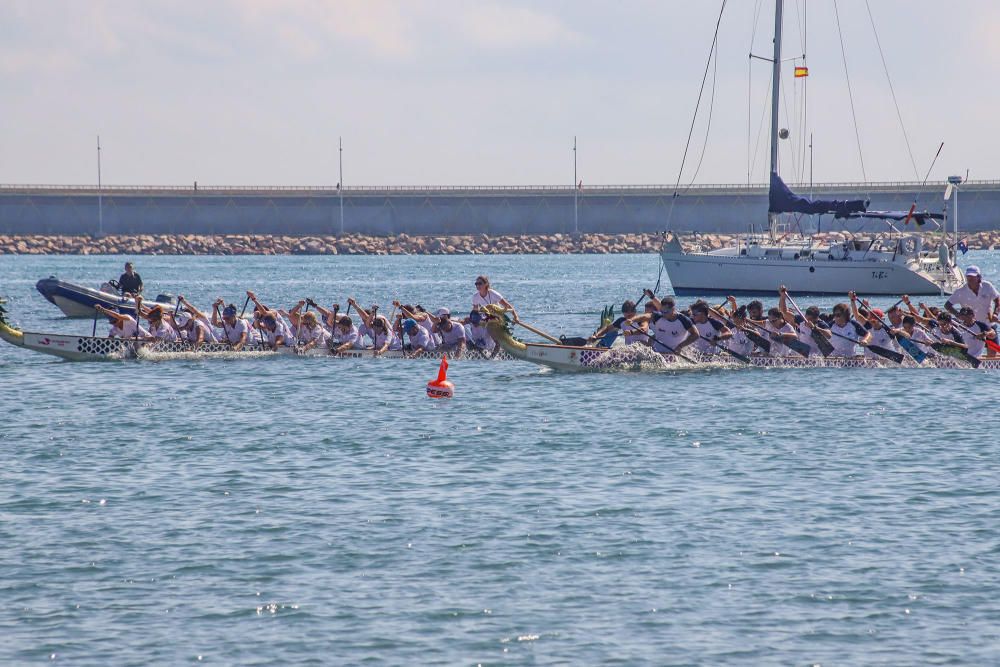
(35, 277, 175, 318)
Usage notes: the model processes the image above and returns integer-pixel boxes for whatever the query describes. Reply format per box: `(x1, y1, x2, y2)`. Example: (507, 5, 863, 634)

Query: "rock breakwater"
(0, 231, 998, 255)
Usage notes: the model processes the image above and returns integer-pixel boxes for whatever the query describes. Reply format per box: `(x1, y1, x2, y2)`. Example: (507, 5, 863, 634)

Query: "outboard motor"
(155, 293, 177, 305)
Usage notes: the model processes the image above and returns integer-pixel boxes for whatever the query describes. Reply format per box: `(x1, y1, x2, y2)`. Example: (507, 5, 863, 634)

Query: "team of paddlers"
(96, 263, 999, 364)
(96, 274, 514, 358)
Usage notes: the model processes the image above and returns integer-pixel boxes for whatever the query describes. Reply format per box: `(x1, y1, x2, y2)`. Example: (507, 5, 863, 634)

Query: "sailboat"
(660, 0, 964, 296)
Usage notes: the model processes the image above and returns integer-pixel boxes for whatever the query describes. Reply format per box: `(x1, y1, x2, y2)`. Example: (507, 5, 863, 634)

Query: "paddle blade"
(985, 339, 1000, 355)
(895, 335, 927, 364)
(785, 337, 812, 358)
(746, 329, 772, 353)
(931, 342, 978, 367)
(867, 344, 905, 364)
(811, 330, 835, 357)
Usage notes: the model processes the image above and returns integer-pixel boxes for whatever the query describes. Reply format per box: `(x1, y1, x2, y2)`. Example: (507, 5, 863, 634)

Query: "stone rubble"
(0, 231, 997, 255)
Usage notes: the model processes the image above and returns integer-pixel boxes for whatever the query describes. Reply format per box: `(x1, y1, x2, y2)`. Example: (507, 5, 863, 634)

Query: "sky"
(1, 0, 998, 187)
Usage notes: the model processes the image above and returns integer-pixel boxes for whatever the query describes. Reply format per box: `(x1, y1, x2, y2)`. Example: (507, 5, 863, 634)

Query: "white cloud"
(453, 3, 582, 49)
(232, 0, 416, 60)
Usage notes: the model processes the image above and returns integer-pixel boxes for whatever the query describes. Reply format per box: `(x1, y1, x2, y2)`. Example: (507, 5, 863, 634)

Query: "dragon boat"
(479, 305, 1000, 372)
(0, 302, 513, 362)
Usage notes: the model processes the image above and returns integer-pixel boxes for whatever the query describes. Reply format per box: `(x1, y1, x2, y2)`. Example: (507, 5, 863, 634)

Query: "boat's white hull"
(0, 326, 511, 363)
(501, 339, 996, 372)
(660, 250, 961, 296)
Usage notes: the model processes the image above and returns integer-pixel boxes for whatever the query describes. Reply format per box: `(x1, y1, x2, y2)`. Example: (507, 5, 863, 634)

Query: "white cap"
(436, 307, 451, 317)
(965, 265, 981, 277)
(174, 314, 191, 327)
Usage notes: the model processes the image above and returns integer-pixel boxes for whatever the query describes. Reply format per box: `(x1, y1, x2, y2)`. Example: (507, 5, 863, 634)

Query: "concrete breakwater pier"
(2, 230, 998, 256)
(2, 180, 999, 236)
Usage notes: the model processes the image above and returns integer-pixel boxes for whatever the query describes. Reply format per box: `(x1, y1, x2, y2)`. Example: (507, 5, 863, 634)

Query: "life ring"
(898, 235, 921, 256)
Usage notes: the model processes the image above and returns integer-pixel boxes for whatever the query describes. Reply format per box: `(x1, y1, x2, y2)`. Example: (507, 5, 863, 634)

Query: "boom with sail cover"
(768, 173, 868, 218)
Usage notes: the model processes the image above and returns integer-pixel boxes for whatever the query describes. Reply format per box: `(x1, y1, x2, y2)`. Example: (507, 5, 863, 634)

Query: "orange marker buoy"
(426, 356, 454, 399)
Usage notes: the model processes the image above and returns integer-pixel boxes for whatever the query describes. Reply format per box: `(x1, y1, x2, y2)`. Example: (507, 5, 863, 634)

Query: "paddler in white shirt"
(395, 302, 437, 344)
(463, 309, 497, 354)
(257, 312, 293, 349)
(850, 296, 899, 358)
(176, 296, 219, 342)
(945, 265, 999, 323)
(328, 315, 365, 353)
(643, 294, 699, 355)
(431, 308, 467, 357)
(589, 300, 651, 346)
(955, 306, 998, 358)
(401, 317, 434, 357)
(211, 301, 250, 350)
(95, 305, 150, 338)
(763, 307, 798, 357)
(689, 301, 732, 355)
(827, 301, 871, 357)
(293, 310, 329, 350)
(143, 305, 178, 341)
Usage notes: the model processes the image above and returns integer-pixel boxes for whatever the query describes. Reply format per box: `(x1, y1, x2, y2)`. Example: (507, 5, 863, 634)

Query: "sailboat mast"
(768, 0, 784, 232)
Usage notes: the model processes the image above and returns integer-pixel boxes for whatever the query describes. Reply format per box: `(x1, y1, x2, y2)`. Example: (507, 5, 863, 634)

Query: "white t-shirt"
(961, 321, 994, 358)
(726, 328, 754, 357)
(195, 315, 219, 343)
(109, 318, 150, 339)
(407, 326, 435, 351)
(651, 313, 694, 354)
(219, 318, 251, 345)
(947, 280, 998, 322)
(147, 320, 178, 341)
(864, 324, 897, 359)
(794, 316, 831, 356)
(182, 319, 213, 344)
(332, 325, 364, 349)
(437, 323, 467, 347)
(265, 320, 294, 347)
(473, 288, 506, 308)
(693, 318, 726, 354)
(764, 320, 797, 357)
(296, 323, 329, 345)
(829, 319, 867, 357)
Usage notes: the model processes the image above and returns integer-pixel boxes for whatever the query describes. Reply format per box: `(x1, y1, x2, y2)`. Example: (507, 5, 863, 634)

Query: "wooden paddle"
(512, 315, 562, 345)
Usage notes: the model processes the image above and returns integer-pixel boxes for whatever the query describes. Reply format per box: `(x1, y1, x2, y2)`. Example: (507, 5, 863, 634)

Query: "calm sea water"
(2, 252, 999, 665)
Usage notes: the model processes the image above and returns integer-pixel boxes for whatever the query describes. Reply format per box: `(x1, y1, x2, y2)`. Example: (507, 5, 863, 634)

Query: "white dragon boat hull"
(479, 307, 997, 372)
(0, 318, 511, 363)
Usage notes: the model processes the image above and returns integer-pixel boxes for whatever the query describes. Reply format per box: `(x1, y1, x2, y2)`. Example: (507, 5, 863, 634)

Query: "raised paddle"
(784, 293, 835, 357)
(825, 328, 906, 364)
(708, 306, 772, 354)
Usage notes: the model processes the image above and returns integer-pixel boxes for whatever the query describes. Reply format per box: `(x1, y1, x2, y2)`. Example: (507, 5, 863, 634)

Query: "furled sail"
(768, 172, 867, 218)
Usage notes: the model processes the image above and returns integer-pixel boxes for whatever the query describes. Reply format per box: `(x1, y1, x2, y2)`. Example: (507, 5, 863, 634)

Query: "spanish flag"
(794, 66, 809, 78)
